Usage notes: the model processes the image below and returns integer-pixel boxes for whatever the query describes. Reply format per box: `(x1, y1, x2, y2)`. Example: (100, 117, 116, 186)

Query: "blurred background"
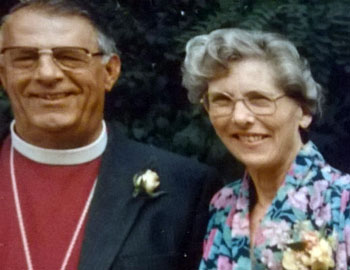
(1, 0, 349, 180)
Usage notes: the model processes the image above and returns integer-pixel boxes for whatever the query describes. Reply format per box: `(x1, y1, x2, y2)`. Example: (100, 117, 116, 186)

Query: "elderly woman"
(182, 28, 350, 270)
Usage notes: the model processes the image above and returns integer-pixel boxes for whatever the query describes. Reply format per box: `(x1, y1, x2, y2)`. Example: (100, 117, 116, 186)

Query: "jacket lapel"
(0, 101, 12, 143)
(79, 125, 147, 270)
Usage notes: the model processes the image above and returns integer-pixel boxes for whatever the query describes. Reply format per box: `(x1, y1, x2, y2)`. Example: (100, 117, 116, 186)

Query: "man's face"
(0, 8, 120, 148)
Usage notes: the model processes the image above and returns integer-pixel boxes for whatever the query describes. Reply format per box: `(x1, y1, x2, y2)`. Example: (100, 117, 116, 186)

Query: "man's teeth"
(238, 135, 265, 142)
(38, 93, 68, 100)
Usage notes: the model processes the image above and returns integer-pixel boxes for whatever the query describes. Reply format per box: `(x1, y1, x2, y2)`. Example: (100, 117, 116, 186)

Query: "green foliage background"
(1, 0, 350, 178)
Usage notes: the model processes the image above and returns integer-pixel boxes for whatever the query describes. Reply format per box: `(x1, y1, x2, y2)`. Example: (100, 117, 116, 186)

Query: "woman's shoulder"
(313, 154, 350, 190)
(299, 141, 350, 188)
(319, 162, 350, 184)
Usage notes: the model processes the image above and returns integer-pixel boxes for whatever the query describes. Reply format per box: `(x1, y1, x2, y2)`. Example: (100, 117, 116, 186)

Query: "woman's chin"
(230, 149, 278, 171)
(240, 157, 273, 171)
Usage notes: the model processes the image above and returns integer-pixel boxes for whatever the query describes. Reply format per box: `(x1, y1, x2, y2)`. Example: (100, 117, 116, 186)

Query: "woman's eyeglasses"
(201, 91, 286, 116)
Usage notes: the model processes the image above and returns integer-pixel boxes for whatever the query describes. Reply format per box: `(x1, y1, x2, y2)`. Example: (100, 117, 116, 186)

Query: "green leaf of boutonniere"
(287, 241, 307, 251)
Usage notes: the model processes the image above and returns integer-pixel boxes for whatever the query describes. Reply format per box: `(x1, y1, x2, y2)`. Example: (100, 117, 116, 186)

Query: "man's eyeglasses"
(0, 46, 104, 72)
(201, 91, 286, 116)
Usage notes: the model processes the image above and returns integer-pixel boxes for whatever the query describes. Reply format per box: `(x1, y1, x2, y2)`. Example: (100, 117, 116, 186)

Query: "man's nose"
(33, 54, 64, 85)
(231, 100, 255, 126)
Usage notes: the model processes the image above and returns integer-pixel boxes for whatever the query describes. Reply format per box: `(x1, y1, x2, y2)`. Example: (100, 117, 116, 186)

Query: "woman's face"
(207, 58, 312, 171)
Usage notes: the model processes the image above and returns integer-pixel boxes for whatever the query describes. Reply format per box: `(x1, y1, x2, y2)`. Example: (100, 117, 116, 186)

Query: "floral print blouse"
(199, 141, 350, 270)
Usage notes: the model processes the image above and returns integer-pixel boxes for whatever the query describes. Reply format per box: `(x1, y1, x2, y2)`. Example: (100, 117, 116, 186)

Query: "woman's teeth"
(238, 135, 266, 143)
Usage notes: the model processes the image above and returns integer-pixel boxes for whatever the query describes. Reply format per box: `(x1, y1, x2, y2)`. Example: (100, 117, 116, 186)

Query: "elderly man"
(0, 1, 220, 269)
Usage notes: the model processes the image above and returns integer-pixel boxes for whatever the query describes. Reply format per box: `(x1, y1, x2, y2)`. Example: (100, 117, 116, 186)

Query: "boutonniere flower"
(282, 222, 336, 270)
(133, 169, 165, 198)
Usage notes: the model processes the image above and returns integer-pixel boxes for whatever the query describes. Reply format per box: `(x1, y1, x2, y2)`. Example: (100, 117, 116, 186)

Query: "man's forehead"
(4, 7, 94, 29)
(1, 8, 98, 48)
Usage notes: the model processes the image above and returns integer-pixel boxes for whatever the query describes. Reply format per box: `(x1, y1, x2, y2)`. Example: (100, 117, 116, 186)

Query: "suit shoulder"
(133, 141, 217, 182)
(107, 122, 215, 173)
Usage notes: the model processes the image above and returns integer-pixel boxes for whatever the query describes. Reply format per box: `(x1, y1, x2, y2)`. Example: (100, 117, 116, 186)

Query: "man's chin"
(27, 116, 78, 133)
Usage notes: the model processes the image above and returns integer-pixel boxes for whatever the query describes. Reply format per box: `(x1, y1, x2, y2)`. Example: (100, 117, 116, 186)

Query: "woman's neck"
(248, 144, 301, 207)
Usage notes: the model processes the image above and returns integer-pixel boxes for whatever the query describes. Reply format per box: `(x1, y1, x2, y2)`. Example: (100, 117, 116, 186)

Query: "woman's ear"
(299, 112, 312, 129)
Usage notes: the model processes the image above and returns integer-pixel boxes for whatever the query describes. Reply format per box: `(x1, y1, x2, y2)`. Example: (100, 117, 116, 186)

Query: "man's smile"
(28, 92, 76, 101)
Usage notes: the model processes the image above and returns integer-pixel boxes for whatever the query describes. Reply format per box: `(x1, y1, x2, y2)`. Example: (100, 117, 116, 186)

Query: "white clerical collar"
(10, 120, 108, 165)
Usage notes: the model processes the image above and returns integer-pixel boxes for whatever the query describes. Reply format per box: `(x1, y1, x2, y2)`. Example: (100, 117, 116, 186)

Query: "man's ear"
(0, 29, 7, 93)
(104, 54, 121, 92)
(0, 58, 7, 93)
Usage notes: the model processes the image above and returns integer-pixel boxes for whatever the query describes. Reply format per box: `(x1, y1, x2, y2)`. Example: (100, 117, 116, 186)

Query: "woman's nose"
(231, 100, 255, 126)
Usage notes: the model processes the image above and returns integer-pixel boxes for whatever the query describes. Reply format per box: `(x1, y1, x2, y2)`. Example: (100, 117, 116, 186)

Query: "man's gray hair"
(182, 28, 323, 115)
(1, 0, 118, 58)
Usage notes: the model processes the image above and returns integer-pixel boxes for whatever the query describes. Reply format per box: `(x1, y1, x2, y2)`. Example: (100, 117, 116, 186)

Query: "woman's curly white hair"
(182, 28, 324, 115)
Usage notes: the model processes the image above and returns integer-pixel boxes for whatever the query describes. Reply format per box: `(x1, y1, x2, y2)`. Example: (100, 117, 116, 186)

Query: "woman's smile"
(233, 133, 269, 144)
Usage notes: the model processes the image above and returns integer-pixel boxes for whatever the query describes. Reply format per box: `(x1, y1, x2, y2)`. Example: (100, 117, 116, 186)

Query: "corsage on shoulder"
(282, 222, 336, 270)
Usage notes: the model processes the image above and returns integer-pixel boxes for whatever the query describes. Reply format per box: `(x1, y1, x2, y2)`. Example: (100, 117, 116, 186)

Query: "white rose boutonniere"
(133, 169, 165, 198)
(282, 222, 337, 270)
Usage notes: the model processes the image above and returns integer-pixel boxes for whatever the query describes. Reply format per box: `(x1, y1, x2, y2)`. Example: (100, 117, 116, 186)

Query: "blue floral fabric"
(199, 141, 350, 270)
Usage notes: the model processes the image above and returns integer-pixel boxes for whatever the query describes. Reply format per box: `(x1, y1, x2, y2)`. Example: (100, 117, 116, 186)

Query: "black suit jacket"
(0, 107, 221, 270)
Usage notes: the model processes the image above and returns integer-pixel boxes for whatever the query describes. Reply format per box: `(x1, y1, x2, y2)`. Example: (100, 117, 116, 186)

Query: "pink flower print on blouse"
(226, 206, 236, 228)
(236, 196, 248, 210)
(254, 226, 266, 246)
(341, 190, 350, 213)
(336, 243, 347, 270)
(261, 249, 283, 270)
(287, 163, 296, 176)
(217, 255, 234, 270)
(231, 213, 249, 237)
(331, 171, 343, 182)
(203, 228, 218, 260)
(314, 204, 331, 227)
(340, 175, 350, 185)
(211, 187, 235, 209)
(262, 220, 291, 248)
(287, 186, 309, 212)
(344, 226, 350, 253)
(310, 180, 328, 210)
(241, 175, 249, 190)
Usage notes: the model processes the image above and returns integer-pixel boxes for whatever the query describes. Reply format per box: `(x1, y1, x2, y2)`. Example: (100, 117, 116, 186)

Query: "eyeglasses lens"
(53, 48, 90, 69)
(205, 92, 276, 116)
(4, 47, 91, 71)
(8, 48, 37, 69)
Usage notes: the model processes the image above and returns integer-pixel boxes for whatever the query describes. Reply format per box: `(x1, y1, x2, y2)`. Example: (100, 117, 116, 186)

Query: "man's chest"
(0, 137, 101, 270)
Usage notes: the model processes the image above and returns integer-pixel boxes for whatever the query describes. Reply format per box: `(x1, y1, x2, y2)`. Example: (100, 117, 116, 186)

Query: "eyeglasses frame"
(200, 91, 287, 116)
(0, 46, 104, 72)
